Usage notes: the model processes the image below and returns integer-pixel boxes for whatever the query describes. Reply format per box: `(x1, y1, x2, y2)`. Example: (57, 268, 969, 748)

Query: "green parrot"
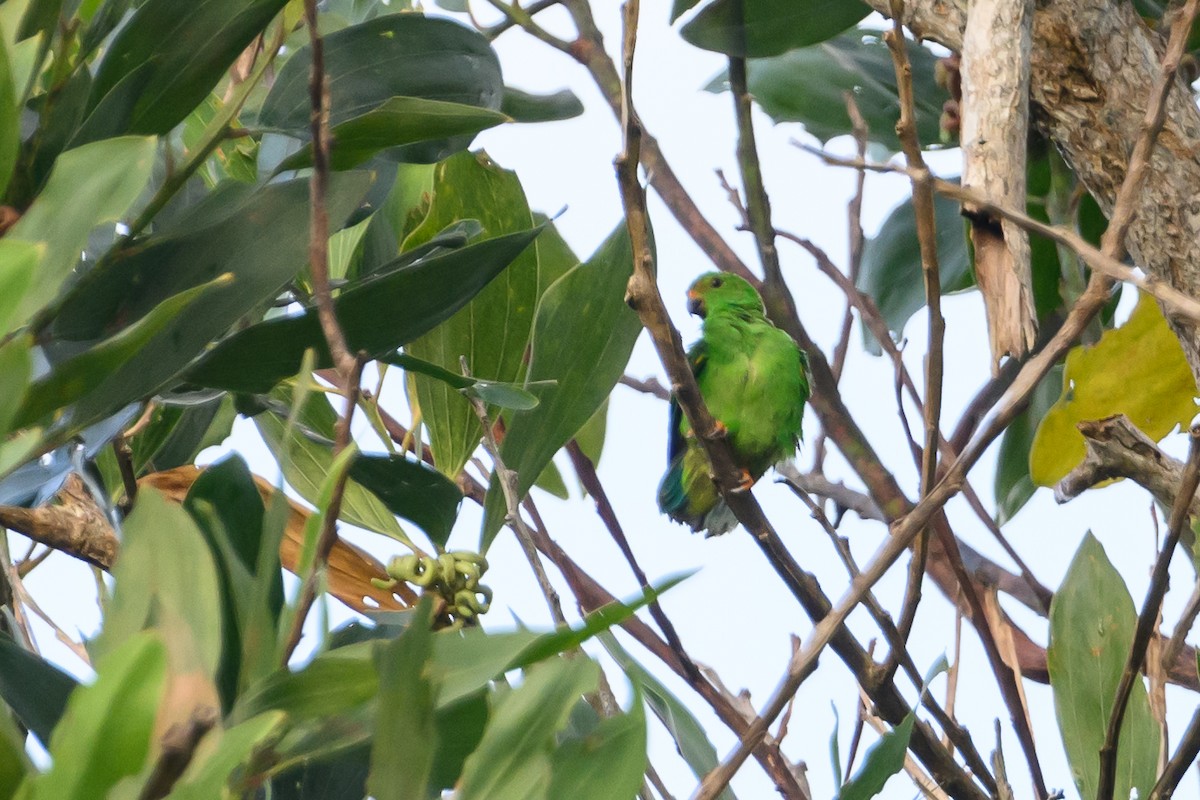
(657, 272, 810, 535)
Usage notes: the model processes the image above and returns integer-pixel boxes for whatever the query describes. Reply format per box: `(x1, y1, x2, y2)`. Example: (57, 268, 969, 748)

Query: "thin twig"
(566, 440, 701, 681)
(1098, 424, 1200, 800)
(883, 7, 944, 664)
(619, 373, 671, 401)
(812, 93, 869, 471)
(281, 1, 361, 663)
(1162, 580, 1200, 674)
(466, 360, 567, 627)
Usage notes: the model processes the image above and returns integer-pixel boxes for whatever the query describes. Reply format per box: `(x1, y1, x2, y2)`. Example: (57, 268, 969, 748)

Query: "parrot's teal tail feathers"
(658, 454, 738, 536)
(657, 455, 689, 521)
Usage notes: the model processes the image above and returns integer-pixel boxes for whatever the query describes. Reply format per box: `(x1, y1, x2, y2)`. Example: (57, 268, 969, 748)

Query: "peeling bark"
(960, 0, 1037, 368)
(871, 0, 1200, 384)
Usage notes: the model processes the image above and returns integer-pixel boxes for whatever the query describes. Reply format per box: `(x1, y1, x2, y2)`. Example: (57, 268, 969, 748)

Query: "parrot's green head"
(686, 272, 763, 319)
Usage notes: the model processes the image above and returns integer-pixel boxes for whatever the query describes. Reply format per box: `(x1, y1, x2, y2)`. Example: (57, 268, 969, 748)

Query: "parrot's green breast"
(657, 272, 809, 536)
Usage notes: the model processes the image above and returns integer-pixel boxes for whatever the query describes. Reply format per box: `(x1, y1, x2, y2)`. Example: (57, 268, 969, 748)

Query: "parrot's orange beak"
(687, 289, 705, 317)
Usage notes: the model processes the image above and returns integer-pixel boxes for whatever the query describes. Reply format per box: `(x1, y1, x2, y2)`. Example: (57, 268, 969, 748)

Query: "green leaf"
(137, 395, 236, 473)
(599, 632, 736, 800)
(367, 599, 439, 800)
(255, 392, 408, 542)
(164, 712, 287, 800)
(0, 698, 29, 800)
(92, 489, 224, 683)
(7, 136, 156, 327)
(836, 714, 915, 800)
(88, 0, 288, 135)
(329, 213, 373, 282)
(574, 398, 609, 469)
(534, 459, 570, 500)
(405, 151, 542, 477)
(501, 86, 584, 123)
(1048, 533, 1160, 800)
(383, 352, 541, 410)
(994, 365, 1063, 524)
(15, 275, 229, 429)
(0, 336, 31, 437)
(481, 222, 643, 549)
(29, 633, 167, 800)
(348, 454, 462, 547)
(0, 633, 78, 746)
(277, 96, 509, 172)
(260, 14, 502, 163)
(0, 33, 18, 197)
(236, 646, 378, 724)
(858, 189, 972, 355)
(706, 32, 948, 152)
(1030, 293, 1196, 487)
(185, 228, 541, 393)
(547, 686, 647, 800)
(0, 241, 40, 337)
(681, 0, 870, 57)
(456, 657, 600, 800)
(48, 174, 371, 429)
(184, 455, 283, 710)
(514, 573, 691, 667)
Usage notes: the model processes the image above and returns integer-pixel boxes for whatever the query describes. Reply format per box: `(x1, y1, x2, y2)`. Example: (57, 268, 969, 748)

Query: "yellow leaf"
(1030, 292, 1196, 487)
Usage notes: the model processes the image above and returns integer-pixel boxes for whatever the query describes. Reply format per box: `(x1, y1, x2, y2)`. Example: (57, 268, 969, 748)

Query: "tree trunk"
(872, 0, 1200, 381)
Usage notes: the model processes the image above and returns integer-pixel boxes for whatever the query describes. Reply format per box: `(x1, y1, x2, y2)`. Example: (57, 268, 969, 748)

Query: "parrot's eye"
(711, 277, 723, 288)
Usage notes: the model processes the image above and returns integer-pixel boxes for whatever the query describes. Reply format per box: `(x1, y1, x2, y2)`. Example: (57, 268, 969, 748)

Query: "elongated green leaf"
(15, 275, 229, 429)
(705, 32, 948, 152)
(165, 712, 287, 800)
(858, 189, 972, 354)
(0, 336, 30, 438)
(0, 633, 78, 746)
(0, 241, 39, 337)
(236, 647, 378, 724)
(681, 0, 869, 57)
(0, 34, 18, 197)
(186, 228, 541, 393)
(30, 634, 167, 800)
(277, 96, 509, 172)
(89, 0, 288, 134)
(482, 222, 643, 549)
(1048, 533, 1159, 800)
(383, 352, 541, 410)
(260, 14, 501, 163)
(1031, 293, 1196, 487)
(368, 599, 438, 800)
(348, 454, 462, 547)
(8, 136, 155, 327)
(457, 657, 600, 800)
(185, 455, 282, 710)
(994, 365, 1063, 524)
(138, 395, 236, 473)
(501, 87, 584, 123)
(548, 688, 646, 800)
(405, 151, 541, 477)
(92, 489, 224, 685)
(836, 714, 915, 800)
(0, 700, 28, 800)
(49, 174, 371, 430)
(600, 632, 736, 800)
(255, 393, 407, 542)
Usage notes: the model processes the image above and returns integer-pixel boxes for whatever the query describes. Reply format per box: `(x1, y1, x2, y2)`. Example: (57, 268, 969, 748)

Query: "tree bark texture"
(961, 0, 1037, 368)
(871, 0, 1200, 382)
